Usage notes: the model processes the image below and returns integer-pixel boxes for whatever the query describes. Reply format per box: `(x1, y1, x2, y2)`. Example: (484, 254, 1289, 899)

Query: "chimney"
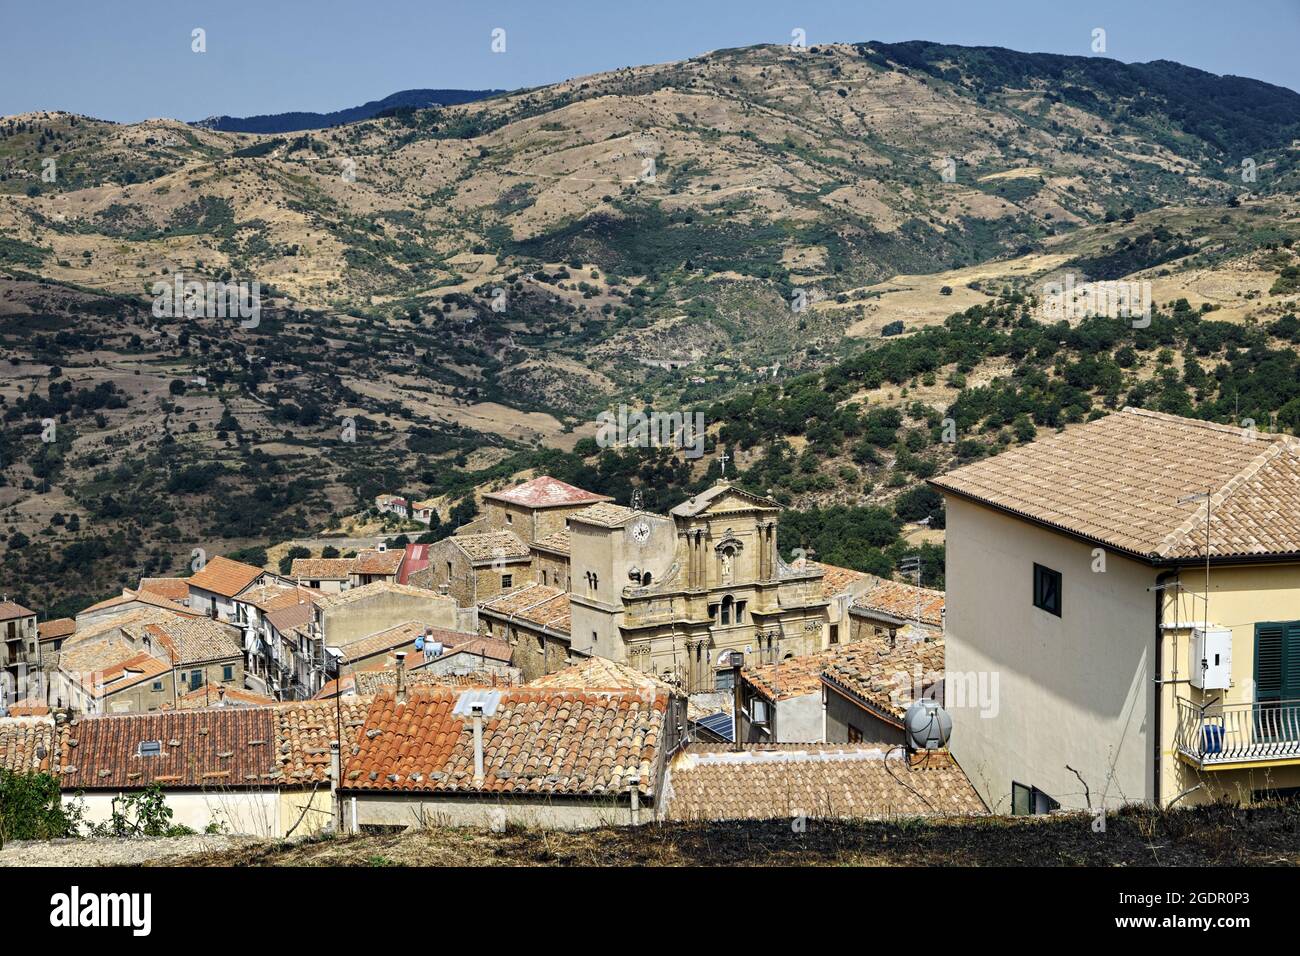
(395, 651, 407, 703)
(217, 685, 226, 706)
(730, 650, 745, 751)
(470, 702, 486, 785)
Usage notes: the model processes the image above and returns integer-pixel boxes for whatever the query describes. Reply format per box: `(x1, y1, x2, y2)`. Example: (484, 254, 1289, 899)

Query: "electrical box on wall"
(1190, 627, 1232, 690)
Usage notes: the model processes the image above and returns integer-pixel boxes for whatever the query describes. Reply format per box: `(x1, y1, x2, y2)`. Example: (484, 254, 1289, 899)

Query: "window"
(721, 595, 733, 625)
(137, 740, 163, 757)
(189, 670, 203, 689)
(505, 513, 513, 523)
(222, 664, 234, 682)
(1012, 782, 1060, 815)
(151, 681, 164, 692)
(735, 600, 746, 623)
(829, 624, 840, 645)
(1033, 563, 1062, 616)
(847, 725, 863, 743)
(541, 570, 548, 586)
(501, 574, 513, 589)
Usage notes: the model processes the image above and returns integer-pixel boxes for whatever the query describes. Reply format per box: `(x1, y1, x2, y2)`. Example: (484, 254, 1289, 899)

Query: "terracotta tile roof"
(529, 656, 673, 694)
(0, 717, 57, 772)
(932, 407, 1300, 561)
(274, 698, 370, 785)
(330, 620, 435, 665)
(121, 615, 241, 666)
(186, 556, 265, 598)
(78, 589, 202, 619)
(59, 709, 277, 789)
(532, 529, 570, 555)
(814, 563, 870, 599)
(73, 652, 171, 699)
(822, 634, 946, 722)
(423, 634, 514, 664)
(745, 647, 844, 702)
(353, 669, 518, 696)
(853, 579, 945, 629)
(138, 577, 190, 602)
(663, 744, 985, 821)
(61, 608, 167, 652)
(343, 688, 666, 796)
(449, 530, 530, 562)
(6, 699, 51, 717)
(38, 618, 76, 642)
(482, 475, 611, 509)
(0, 600, 34, 621)
(569, 502, 640, 528)
(478, 584, 571, 635)
(289, 557, 353, 580)
(170, 684, 277, 709)
(352, 548, 405, 576)
(315, 580, 440, 610)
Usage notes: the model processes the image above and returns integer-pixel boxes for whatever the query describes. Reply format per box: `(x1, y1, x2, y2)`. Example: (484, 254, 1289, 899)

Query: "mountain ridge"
(192, 87, 506, 133)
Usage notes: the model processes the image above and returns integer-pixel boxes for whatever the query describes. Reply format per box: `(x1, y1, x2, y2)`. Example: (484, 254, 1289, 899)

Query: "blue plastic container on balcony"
(1202, 722, 1224, 754)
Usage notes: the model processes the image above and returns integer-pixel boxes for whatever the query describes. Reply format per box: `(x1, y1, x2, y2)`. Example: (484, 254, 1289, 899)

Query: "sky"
(1, 0, 1298, 122)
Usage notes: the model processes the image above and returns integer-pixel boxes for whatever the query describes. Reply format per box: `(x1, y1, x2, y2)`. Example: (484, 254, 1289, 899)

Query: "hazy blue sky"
(2, 0, 1298, 122)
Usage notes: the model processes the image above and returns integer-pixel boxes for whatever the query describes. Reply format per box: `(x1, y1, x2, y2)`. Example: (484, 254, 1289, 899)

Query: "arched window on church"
(721, 594, 734, 625)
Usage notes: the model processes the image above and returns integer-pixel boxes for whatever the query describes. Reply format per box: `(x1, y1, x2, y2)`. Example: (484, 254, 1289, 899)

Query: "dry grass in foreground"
(168, 803, 1300, 867)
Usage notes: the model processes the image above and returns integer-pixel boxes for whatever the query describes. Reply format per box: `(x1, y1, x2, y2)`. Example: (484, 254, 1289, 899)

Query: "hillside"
(3, 40, 1300, 611)
(194, 89, 506, 134)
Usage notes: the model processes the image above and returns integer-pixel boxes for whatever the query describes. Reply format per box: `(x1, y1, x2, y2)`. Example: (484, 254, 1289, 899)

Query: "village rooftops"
(55, 699, 371, 790)
(532, 529, 570, 555)
(342, 687, 666, 796)
(931, 406, 1300, 563)
(662, 743, 985, 821)
(815, 563, 870, 599)
(852, 578, 945, 629)
(478, 583, 571, 636)
(568, 502, 644, 528)
(315, 580, 442, 610)
(352, 548, 405, 576)
(170, 684, 277, 709)
(822, 633, 945, 724)
(353, 669, 518, 696)
(120, 615, 241, 666)
(529, 656, 675, 694)
(328, 620, 473, 665)
(77, 589, 201, 619)
(37, 618, 76, 642)
(482, 475, 611, 509)
(289, 557, 354, 580)
(423, 634, 513, 664)
(137, 577, 191, 603)
(186, 555, 265, 598)
(745, 646, 845, 702)
(0, 600, 34, 621)
(447, 530, 531, 562)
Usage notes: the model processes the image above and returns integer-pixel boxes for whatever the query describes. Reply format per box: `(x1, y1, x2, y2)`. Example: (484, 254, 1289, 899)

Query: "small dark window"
(1012, 781, 1060, 815)
(1033, 563, 1062, 616)
(137, 740, 163, 757)
(223, 665, 234, 682)
(501, 574, 513, 589)
(829, 624, 840, 645)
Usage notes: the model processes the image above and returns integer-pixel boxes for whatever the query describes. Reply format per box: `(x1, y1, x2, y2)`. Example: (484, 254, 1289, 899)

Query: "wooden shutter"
(1256, 623, 1284, 703)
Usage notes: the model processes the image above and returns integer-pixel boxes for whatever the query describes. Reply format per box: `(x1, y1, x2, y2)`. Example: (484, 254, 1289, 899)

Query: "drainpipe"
(394, 651, 406, 704)
(1153, 568, 1179, 808)
(470, 702, 485, 785)
(329, 740, 342, 832)
(730, 650, 745, 750)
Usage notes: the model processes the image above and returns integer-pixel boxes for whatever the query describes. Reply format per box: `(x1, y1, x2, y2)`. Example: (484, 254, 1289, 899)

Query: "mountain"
(2, 40, 1300, 611)
(192, 88, 506, 133)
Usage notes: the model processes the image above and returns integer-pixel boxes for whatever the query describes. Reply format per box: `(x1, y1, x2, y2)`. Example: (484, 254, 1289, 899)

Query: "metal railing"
(1175, 697, 1300, 766)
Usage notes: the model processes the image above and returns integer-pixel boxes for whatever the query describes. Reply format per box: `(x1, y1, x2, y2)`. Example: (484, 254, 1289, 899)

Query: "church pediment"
(671, 483, 779, 519)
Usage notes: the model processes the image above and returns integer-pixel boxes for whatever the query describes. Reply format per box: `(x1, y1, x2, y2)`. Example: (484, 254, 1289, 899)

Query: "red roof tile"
(343, 688, 666, 796)
(482, 475, 611, 509)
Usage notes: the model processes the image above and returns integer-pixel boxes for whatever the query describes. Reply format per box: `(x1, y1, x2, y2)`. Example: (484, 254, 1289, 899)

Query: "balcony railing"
(1175, 697, 1300, 767)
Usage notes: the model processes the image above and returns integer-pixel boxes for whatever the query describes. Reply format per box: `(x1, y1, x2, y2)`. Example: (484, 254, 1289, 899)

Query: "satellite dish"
(904, 699, 952, 751)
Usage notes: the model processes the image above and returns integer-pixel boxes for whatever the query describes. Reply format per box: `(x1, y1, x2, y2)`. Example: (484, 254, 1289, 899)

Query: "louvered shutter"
(1256, 623, 1285, 704)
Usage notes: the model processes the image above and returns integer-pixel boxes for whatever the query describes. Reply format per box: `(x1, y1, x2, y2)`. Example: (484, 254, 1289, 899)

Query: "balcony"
(1175, 697, 1300, 769)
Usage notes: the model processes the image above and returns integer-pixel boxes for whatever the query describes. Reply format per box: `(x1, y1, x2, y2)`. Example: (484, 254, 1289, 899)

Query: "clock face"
(631, 520, 651, 543)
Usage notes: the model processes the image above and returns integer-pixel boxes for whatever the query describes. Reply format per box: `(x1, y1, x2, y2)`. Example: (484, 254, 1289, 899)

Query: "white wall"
(944, 496, 1155, 813)
(75, 789, 282, 837)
